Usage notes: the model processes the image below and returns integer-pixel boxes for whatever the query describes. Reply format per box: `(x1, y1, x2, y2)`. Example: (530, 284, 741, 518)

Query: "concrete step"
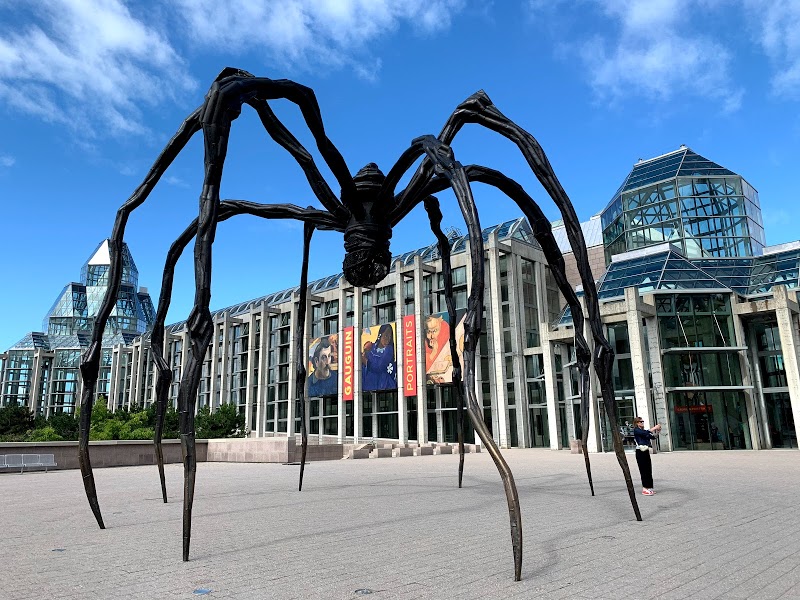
(369, 448, 393, 458)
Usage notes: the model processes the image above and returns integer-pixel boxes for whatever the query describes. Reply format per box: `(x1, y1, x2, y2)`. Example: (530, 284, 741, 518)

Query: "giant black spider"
(78, 67, 642, 582)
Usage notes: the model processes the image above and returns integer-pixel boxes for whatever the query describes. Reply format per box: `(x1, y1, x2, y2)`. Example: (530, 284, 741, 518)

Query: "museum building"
(1, 146, 797, 452)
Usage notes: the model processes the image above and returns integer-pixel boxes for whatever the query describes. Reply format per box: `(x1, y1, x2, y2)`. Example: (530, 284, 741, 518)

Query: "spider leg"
(170, 69, 359, 561)
(396, 93, 641, 520)
(151, 220, 197, 504)
(416, 136, 523, 581)
(422, 195, 466, 489)
(150, 203, 342, 503)
(422, 166, 599, 490)
(295, 222, 315, 491)
(247, 99, 345, 221)
(78, 105, 204, 529)
(208, 70, 359, 219)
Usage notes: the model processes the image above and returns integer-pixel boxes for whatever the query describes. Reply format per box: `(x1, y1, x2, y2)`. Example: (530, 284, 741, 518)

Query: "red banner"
(342, 326, 354, 401)
(403, 315, 417, 396)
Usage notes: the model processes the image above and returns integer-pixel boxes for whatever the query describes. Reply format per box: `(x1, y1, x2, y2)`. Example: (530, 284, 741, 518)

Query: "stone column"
(287, 298, 299, 437)
(540, 324, 562, 449)
(353, 287, 363, 443)
(730, 302, 759, 450)
(583, 318, 602, 454)
(625, 288, 651, 425)
(395, 265, 408, 444)
(337, 286, 347, 443)
(255, 306, 270, 438)
(772, 285, 800, 444)
(413, 258, 428, 445)
(219, 316, 230, 409)
(128, 343, 140, 410)
(507, 253, 529, 447)
(29, 349, 44, 415)
(486, 235, 510, 447)
(259, 306, 280, 436)
(245, 313, 257, 436)
(208, 320, 220, 411)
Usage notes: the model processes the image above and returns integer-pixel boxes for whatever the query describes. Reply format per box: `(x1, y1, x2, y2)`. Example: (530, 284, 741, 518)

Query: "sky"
(1, 0, 799, 352)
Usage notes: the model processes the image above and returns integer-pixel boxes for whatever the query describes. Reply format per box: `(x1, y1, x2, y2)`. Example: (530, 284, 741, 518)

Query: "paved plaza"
(2, 449, 799, 599)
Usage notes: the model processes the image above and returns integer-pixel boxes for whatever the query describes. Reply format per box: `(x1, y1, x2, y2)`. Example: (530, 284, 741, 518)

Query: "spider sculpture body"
(78, 68, 641, 583)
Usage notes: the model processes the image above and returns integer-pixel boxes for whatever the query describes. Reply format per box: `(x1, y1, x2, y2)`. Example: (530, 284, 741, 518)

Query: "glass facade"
(656, 293, 751, 450)
(2, 240, 154, 414)
(601, 147, 764, 264)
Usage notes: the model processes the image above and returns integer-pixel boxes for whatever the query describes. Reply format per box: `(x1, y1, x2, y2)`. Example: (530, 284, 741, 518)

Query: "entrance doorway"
(764, 392, 797, 449)
(668, 391, 751, 450)
(528, 406, 549, 447)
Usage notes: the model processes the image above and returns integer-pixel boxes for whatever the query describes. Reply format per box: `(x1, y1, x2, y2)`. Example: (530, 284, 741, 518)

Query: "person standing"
(633, 417, 662, 495)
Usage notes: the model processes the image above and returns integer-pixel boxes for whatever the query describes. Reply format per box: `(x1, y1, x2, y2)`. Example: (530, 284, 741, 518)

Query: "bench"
(0, 453, 57, 473)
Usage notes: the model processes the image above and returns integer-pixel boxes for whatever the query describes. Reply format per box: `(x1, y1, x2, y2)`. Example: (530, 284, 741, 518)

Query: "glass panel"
(764, 392, 797, 449)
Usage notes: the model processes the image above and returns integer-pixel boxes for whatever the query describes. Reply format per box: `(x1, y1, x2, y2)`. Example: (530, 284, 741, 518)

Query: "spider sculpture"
(78, 67, 642, 582)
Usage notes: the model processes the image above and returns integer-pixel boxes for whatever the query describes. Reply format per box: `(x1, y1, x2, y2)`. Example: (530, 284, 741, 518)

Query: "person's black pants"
(636, 449, 653, 489)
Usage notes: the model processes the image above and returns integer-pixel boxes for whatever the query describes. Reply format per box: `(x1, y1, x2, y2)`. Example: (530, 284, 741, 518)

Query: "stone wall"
(0, 439, 200, 471)
(206, 438, 345, 463)
(1, 438, 347, 471)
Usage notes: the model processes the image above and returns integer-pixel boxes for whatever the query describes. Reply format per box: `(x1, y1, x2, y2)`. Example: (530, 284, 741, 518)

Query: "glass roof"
(553, 244, 800, 327)
(6, 331, 138, 351)
(614, 147, 736, 197)
(597, 246, 800, 301)
(605, 147, 739, 216)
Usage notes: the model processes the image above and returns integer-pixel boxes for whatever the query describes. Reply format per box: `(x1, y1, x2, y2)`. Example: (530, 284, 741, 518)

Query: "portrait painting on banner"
(424, 311, 465, 384)
(361, 323, 397, 391)
(307, 334, 339, 397)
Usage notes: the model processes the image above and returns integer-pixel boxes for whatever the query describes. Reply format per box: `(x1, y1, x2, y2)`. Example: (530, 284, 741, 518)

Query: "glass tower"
(42, 240, 154, 337)
(601, 146, 765, 265)
(2, 240, 154, 413)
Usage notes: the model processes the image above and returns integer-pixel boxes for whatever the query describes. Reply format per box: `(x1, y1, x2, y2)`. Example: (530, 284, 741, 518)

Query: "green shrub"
(27, 426, 64, 442)
(0, 400, 242, 441)
(126, 427, 155, 440)
(90, 419, 123, 441)
(196, 403, 246, 439)
(90, 399, 111, 427)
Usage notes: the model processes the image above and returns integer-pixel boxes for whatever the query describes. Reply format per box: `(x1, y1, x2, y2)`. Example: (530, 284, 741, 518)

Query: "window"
(362, 291, 373, 327)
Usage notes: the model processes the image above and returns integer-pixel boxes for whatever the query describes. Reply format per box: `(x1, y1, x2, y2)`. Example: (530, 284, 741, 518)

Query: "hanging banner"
(342, 326, 355, 401)
(361, 322, 398, 392)
(402, 315, 417, 396)
(424, 310, 466, 384)
(307, 335, 338, 397)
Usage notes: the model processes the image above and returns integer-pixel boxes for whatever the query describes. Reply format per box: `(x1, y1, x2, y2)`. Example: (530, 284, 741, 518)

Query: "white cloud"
(744, 0, 800, 98)
(173, 0, 465, 77)
(164, 174, 189, 187)
(0, 153, 14, 167)
(0, 0, 195, 137)
(537, 0, 744, 112)
(0, 1, 467, 138)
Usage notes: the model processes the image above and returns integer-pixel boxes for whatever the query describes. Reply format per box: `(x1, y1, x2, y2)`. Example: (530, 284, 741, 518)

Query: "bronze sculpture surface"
(79, 68, 641, 582)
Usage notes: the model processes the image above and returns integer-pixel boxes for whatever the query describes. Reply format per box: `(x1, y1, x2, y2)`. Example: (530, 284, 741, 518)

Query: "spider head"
(342, 163, 392, 287)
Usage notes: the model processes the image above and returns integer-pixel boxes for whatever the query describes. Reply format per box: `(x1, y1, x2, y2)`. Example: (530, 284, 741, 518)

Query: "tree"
(195, 403, 246, 439)
(0, 404, 35, 438)
(49, 412, 79, 440)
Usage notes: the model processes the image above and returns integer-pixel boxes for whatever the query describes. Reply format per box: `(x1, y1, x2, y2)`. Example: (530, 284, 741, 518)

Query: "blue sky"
(1, 0, 799, 352)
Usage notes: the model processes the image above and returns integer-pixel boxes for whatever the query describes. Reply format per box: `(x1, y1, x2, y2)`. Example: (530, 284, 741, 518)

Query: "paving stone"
(1, 449, 799, 599)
